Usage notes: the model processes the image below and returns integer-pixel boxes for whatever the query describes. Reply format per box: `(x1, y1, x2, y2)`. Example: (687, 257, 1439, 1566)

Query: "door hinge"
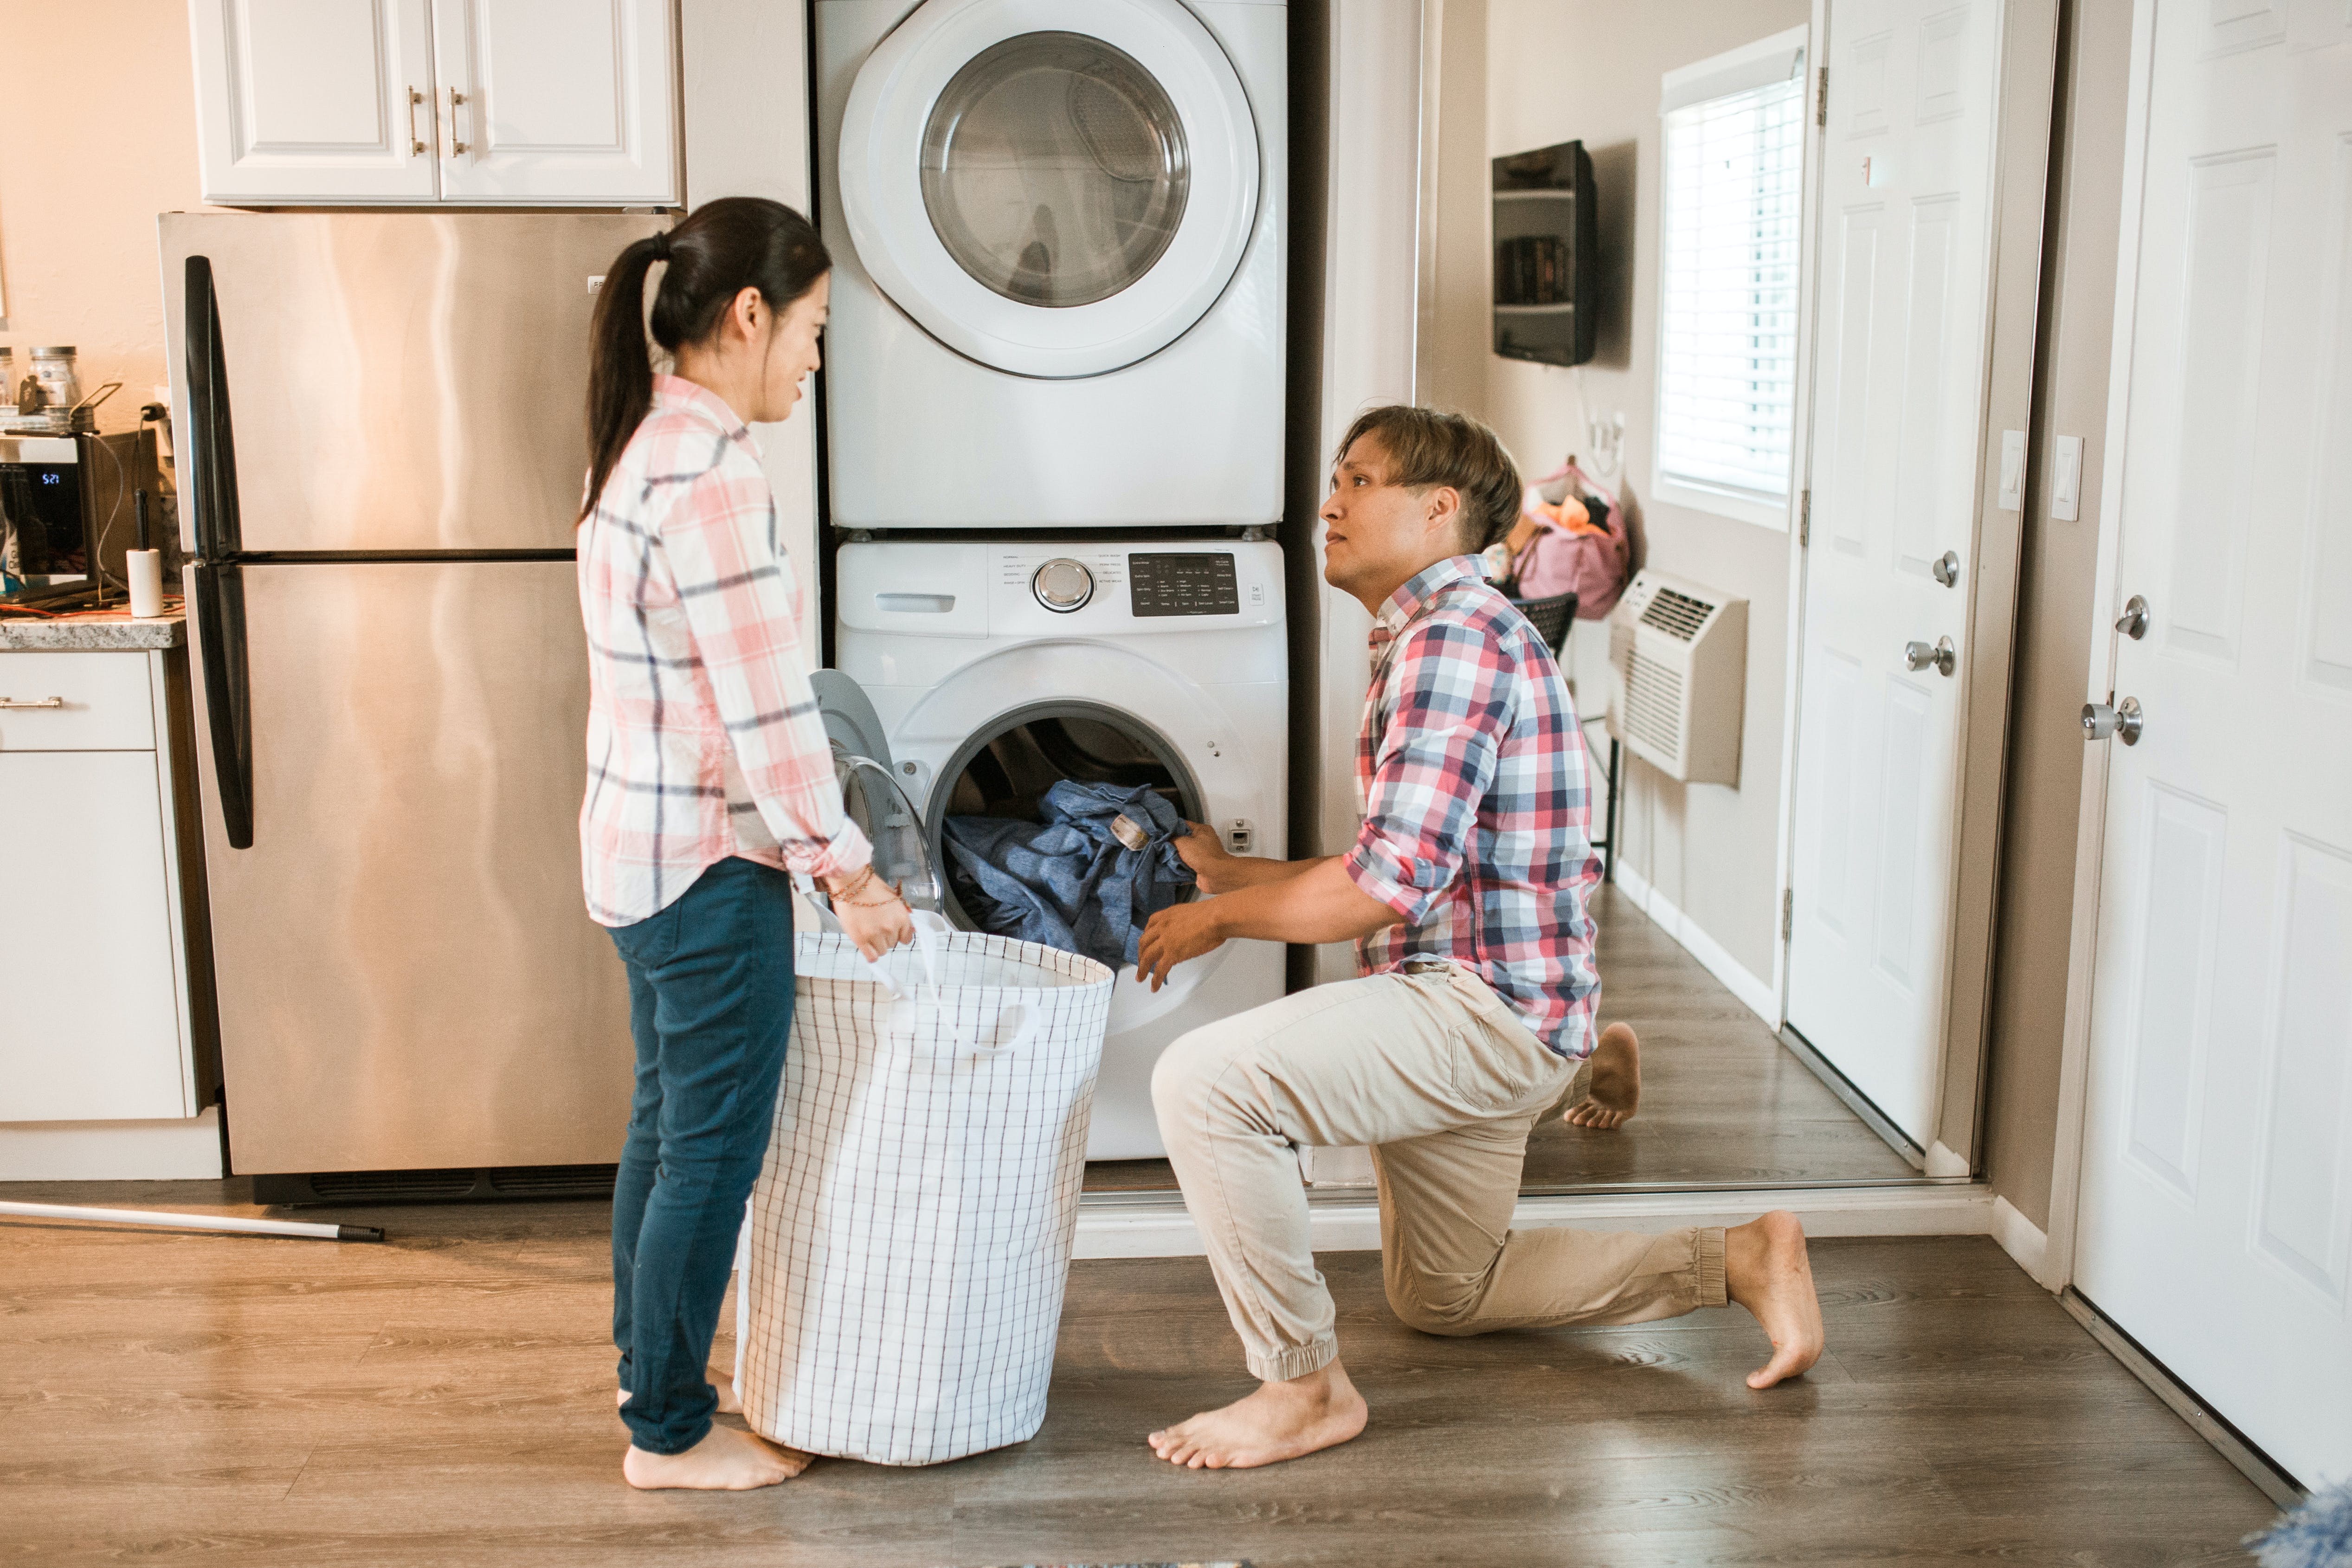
(1782, 887, 1795, 940)
(1816, 67, 1829, 128)
(1798, 489, 1811, 547)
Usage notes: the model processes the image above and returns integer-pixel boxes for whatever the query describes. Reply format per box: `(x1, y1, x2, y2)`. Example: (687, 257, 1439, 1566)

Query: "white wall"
(1429, 0, 1810, 987)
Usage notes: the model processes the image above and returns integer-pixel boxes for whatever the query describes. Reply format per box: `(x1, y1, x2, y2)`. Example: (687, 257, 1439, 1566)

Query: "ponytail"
(582, 198, 832, 521)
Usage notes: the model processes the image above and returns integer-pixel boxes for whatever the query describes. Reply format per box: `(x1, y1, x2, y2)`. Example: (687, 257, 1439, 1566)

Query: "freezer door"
(189, 559, 632, 1173)
(160, 212, 664, 554)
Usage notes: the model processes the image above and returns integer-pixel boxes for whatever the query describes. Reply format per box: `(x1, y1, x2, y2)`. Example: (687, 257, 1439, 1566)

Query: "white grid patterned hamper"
(741, 916, 1115, 1465)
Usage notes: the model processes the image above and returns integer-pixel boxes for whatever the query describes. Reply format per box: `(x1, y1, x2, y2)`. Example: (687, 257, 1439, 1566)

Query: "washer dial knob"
(1032, 558, 1095, 613)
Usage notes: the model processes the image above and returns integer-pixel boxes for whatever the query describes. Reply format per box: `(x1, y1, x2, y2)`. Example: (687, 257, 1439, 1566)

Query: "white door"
(838, 0, 1260, 378)
(1785, 0, 2003, 1149)
(188, 0, 442, 204)
(430, 0, 678, 205)
(2073, 1, 2352, 1489)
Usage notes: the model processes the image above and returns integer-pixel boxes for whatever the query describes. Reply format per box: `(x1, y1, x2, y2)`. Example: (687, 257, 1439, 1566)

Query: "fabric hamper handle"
(867, 911, 1047, 1059)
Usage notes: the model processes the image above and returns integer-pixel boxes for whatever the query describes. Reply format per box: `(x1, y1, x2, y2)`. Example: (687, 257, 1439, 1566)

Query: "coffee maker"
(0, 429, 159, 607)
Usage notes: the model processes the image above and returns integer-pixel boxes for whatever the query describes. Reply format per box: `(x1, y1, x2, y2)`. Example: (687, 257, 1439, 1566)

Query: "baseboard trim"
(1989, 1194, 2052, 1287)
(1071, 1181, 1998, 1260)
(1610, 862, 1779, 1026)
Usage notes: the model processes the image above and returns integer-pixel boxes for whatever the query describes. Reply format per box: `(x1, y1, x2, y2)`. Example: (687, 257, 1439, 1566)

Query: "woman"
(578, 198, 913, 1492)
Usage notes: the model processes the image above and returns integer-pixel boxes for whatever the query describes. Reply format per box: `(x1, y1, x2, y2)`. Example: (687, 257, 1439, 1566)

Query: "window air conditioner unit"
(1606, 570, 1746, 785)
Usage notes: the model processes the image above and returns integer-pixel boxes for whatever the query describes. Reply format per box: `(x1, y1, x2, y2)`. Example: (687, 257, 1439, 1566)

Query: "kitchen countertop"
(0, 605, 187, 651)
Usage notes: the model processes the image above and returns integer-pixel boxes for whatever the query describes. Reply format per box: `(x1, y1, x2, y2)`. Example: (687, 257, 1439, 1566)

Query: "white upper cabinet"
(431, 0, 678, 205)
(188, 0, 678, 206)
(190, 0, 442, 203)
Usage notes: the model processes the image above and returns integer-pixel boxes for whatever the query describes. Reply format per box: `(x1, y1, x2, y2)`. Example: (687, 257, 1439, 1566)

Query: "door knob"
(1904, 636, 1956, 677)
(2081, 695, 2144, 745)
(1932, 550, 1962, 587)
(2116, 594, 2149, 640)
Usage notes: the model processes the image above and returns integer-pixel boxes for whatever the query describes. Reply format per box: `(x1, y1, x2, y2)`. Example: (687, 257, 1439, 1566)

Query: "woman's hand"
(823, 867, 915, 961)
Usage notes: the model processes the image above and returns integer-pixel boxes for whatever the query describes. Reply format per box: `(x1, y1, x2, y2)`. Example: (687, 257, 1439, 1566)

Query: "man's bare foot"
(621, 1425, 810, 1491)
(1147, 1361, 1368, 1469)
(1564, 1022, 1642, 1129)
(618, 1364, 742, 1414)
(1724, 1210, 1825, 1388)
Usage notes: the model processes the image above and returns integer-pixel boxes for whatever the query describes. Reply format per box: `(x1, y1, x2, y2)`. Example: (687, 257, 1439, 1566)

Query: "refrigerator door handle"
(182, 255, 255, 848)
(190, 558, 254, 849)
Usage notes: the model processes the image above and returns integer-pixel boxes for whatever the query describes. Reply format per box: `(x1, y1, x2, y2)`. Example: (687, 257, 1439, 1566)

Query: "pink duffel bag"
(1505, 460, 1630, 620)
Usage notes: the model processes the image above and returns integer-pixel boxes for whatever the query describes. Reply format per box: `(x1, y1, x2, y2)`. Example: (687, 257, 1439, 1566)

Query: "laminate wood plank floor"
(1084, 884, 1916, 1195)
(0, 1187, 2273, 1566)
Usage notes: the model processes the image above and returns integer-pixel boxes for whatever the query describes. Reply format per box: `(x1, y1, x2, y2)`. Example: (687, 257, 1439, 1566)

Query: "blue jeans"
(607, 856, 795, 1455)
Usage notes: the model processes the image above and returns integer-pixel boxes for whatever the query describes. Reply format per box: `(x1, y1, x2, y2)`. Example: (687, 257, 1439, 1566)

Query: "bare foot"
(1724, 1210, 1825, 1388)
(621, 1425, 810, 1491)
(618, 1364, 741, 1414)
(1563, 1022, 1642, 1129)
(1147, 1362, 1368, 1469)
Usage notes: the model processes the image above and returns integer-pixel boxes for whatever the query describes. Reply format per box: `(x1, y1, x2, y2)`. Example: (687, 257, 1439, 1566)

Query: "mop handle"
(0, 1200, 384, 1242)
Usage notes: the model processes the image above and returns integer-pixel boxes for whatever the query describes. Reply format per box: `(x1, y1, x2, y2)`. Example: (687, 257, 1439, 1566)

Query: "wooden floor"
(1087, 884, 1917, 1195)
(0, 1182, 2273, 1566)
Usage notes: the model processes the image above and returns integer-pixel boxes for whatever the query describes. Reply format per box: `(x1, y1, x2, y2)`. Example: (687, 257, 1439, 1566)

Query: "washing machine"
(819, 537, 1287, 1159)
(815, 0, 1286, 528)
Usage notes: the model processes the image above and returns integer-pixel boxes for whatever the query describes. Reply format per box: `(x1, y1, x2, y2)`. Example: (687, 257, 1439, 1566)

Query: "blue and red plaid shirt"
(1343, 555, 1602, 1058)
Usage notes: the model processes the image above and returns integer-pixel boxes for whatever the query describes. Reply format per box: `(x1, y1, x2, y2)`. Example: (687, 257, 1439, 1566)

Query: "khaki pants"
(1152, 961, 1727, 1381)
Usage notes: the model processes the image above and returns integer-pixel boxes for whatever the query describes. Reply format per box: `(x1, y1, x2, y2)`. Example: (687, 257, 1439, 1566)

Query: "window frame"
(1650, 25, 1811, 532)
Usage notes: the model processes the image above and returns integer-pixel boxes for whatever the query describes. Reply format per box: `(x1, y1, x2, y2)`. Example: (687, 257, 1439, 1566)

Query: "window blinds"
(1656, 74, 1804, 514)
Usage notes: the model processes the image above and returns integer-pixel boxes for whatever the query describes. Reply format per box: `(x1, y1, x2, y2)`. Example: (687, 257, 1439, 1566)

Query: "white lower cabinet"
(0, 649, 211, 1125)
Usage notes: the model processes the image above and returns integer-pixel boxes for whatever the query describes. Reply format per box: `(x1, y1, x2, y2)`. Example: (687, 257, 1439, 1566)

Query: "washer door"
(839, 0, 1259, 379)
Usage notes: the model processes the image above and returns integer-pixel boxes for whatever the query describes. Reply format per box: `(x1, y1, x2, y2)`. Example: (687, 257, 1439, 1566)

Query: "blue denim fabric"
(942, 781, 1194, 968)
(606, 855, 794, 1456)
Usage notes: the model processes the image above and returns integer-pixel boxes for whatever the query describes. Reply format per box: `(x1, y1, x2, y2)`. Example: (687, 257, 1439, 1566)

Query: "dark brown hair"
(582, 197, 831, 520)
(1337, 405, 1523, 553)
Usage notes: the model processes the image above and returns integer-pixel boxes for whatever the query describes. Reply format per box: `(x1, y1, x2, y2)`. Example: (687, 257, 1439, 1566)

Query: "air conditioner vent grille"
(1623, 649, 1686, 755)
(1639, 586, 1714, 641)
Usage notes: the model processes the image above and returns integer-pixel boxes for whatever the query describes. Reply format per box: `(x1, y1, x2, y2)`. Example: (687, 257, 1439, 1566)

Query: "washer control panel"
(1031, 557, 1095, 613)
(1129, 551, 1240, 617)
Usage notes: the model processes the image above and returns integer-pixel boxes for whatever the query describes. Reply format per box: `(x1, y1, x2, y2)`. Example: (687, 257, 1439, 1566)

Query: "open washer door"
(839, 0, 1260, 379)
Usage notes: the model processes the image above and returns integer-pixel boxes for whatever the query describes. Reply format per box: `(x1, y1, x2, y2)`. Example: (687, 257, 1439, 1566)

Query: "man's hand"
(1173, 822, 1240, 891)
(1137, 897, 1228, 991)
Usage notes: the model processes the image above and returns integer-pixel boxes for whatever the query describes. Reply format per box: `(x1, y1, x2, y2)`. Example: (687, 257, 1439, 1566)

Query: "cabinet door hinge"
(1782, 887, 1795, 940)
(1798, 489, 1811, 547)
(1816, 67, 1829, 128)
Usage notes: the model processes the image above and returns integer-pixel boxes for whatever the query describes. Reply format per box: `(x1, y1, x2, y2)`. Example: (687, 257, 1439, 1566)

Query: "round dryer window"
(921, 32, 1190, 308)
(840, 0, 1260, 379)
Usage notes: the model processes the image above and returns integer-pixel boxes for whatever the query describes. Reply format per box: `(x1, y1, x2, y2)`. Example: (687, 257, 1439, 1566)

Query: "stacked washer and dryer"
(812, 0, 1289, 1158)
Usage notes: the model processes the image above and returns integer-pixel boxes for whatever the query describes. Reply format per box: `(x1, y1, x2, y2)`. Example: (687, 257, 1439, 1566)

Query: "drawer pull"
(0, 697, 66, 710)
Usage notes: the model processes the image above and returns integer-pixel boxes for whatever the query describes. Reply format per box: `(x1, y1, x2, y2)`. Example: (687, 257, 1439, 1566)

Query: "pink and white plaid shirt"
(576, 376, 868, 927)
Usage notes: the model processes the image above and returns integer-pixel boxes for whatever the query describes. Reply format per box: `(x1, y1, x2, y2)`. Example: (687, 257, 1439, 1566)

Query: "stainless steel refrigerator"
(161, 212, 662, 1198)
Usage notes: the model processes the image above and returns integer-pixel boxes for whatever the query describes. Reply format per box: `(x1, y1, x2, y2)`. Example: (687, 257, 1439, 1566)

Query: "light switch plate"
(1998, 429, 2027, 512)
(2051, 435, 2084, 522)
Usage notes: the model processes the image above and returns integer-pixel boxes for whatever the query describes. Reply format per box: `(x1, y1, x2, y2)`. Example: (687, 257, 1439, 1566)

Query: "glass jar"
(29, 346, 80, 413)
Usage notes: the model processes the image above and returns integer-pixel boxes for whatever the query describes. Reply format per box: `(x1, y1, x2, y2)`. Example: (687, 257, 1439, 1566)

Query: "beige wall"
(1433, 0, 1808, 984)
(0, 4, 226, 431)
(1981, 0, 2133, 1232)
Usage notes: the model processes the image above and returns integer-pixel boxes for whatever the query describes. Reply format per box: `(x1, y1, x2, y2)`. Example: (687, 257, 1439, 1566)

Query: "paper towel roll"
(127, 550, 164, 619)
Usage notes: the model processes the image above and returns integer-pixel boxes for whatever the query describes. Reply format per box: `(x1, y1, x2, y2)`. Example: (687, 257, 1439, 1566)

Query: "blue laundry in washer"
(942, 781, 1196, 969)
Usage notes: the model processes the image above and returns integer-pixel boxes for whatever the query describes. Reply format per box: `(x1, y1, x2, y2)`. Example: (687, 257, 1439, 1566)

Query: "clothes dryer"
(822, 537, 1286, 1158)
(816, 0, 1285, 528)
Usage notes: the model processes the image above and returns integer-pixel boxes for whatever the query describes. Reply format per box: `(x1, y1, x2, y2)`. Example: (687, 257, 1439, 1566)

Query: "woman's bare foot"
(621, 1425, 810, 1491)
(1724, 1210, 1825, 1388)
(1147, 1361, 1368, 1469)
(1564, 1023, 1642, 1129)
(618, 1364, 741, 1414)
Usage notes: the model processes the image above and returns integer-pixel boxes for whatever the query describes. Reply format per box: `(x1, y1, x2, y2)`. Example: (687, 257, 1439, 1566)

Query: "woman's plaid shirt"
(576, 376, 868, 927)
(1343, 555, 1603, 1058)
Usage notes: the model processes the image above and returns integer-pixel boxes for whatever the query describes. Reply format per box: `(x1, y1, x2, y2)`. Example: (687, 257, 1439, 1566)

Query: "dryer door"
(812, 669, 939, 906)
(839, 0, 1259, 379)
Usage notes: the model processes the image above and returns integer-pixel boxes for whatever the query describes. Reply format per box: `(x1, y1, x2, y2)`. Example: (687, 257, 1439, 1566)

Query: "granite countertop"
(0, 605, 187, 651)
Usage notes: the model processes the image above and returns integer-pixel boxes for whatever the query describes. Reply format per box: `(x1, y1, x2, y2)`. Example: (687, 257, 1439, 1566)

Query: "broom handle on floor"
(0, 1200, 383, 1242)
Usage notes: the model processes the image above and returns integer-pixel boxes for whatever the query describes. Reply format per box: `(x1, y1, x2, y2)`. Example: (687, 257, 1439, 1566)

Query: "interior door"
(1785, 0, 2003, 1150)
(189, 0, 441, 204)
(838, 0, 1260, 377)
(430, 0, 678, 204)
(2073, 0, 2352, 1488)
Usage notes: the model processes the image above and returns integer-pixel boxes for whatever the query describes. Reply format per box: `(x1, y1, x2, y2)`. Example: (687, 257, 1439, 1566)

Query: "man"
(1134, 406, 1824, 1471)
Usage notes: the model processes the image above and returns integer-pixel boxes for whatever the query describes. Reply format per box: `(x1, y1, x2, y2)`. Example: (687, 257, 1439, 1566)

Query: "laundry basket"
(739, 912, 1115, 1465)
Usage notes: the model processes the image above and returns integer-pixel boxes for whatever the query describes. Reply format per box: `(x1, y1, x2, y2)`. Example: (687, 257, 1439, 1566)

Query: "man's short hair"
(1338, 405, 1523, 555)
